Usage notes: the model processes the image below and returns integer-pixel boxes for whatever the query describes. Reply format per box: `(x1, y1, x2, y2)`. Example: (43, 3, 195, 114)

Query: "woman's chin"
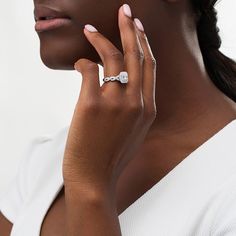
(40, 46, 102, 70)
(40, 48, 79, 70)
(40, 55, 76, 70)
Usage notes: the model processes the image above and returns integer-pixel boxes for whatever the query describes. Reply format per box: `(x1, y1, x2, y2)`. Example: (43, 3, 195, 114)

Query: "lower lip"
(35, 18, 71, 32)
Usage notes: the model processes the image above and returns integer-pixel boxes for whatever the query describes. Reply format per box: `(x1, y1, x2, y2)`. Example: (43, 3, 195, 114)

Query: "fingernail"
(84, 24, 98, 32)
(134, 18, 144, 32)
(123, 4, 132, 18)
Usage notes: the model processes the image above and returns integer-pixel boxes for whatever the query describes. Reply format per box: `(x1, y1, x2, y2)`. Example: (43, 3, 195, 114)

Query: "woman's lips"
(34, 5, 72, 32)
(35, 17, 71, 32)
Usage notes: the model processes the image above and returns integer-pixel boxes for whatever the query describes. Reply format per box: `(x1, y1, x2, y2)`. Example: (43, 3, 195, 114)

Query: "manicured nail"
(84, 24, 98, 32)
(134, 18, 144, 32)
(123, 4, 132, 18)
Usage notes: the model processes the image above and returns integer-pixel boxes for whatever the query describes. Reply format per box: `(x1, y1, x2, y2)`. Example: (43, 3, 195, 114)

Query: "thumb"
(74, 58, 100, 97)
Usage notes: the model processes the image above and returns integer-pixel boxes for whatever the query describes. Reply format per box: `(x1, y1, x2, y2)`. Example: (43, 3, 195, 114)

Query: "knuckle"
(126, 100, 144, 116)
(144, 105, 157, 121)
(106, 101, 123, 113)
(145, 56, 157, 68)
(105, 50, 123, 62)
(125, 48, 144, 61)
(82, 100, 101, 113)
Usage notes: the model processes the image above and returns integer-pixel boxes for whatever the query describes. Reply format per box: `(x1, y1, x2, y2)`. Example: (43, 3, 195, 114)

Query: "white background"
(0, 0, 235, 196)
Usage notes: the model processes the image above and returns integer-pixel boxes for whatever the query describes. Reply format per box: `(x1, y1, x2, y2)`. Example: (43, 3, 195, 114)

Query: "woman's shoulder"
(26, 125, 70, 182)
(0, 125, 70, 224)
(1, 125, 70, 205)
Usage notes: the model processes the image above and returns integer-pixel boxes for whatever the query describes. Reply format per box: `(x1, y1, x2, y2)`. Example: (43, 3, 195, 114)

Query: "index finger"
(118, 4, 144, 94)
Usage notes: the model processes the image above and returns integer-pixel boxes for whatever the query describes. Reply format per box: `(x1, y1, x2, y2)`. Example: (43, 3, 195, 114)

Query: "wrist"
(64, 181, 117, 208)
(63, 182, 121, 236)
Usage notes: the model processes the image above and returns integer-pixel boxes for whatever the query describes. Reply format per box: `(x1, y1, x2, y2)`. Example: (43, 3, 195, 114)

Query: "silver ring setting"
(103, 71, 128, 84)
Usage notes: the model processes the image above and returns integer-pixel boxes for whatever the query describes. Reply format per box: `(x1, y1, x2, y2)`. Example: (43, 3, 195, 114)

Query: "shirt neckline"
(118, 118, 236, 218)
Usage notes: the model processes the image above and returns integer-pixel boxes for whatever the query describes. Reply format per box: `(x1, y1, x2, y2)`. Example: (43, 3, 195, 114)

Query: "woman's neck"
(146, 25, 236, 139)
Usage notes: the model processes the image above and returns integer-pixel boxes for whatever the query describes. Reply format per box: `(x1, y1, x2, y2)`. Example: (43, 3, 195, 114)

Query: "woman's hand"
(63, 4, 157, 197)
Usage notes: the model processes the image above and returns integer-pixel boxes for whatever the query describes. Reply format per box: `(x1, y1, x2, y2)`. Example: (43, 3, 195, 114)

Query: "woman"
(1, 0, 236, 235)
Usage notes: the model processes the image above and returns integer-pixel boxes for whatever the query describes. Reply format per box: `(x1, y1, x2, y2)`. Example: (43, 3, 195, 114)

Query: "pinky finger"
(134, 18, 157, 104)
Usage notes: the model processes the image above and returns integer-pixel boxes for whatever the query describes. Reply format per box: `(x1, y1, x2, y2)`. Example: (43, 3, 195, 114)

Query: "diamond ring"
(103, 71, 128, 84)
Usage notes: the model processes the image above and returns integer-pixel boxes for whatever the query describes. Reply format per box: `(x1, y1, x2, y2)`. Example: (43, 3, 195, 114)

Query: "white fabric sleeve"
(211, 182, 236, 236)
(0, 137, 43, 223)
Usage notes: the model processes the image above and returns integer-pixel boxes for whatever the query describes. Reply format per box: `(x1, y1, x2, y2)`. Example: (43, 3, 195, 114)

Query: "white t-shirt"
(1, 119, 236, 236)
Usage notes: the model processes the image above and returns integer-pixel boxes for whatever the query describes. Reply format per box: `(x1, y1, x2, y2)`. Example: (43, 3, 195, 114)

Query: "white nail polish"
(85, 24, 98, 32)
(123, 4, 132, 18)
(134, 18, 144, 32)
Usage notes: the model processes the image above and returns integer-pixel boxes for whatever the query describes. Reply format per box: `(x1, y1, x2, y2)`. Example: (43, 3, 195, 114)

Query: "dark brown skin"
(1, 0, 236, 235)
